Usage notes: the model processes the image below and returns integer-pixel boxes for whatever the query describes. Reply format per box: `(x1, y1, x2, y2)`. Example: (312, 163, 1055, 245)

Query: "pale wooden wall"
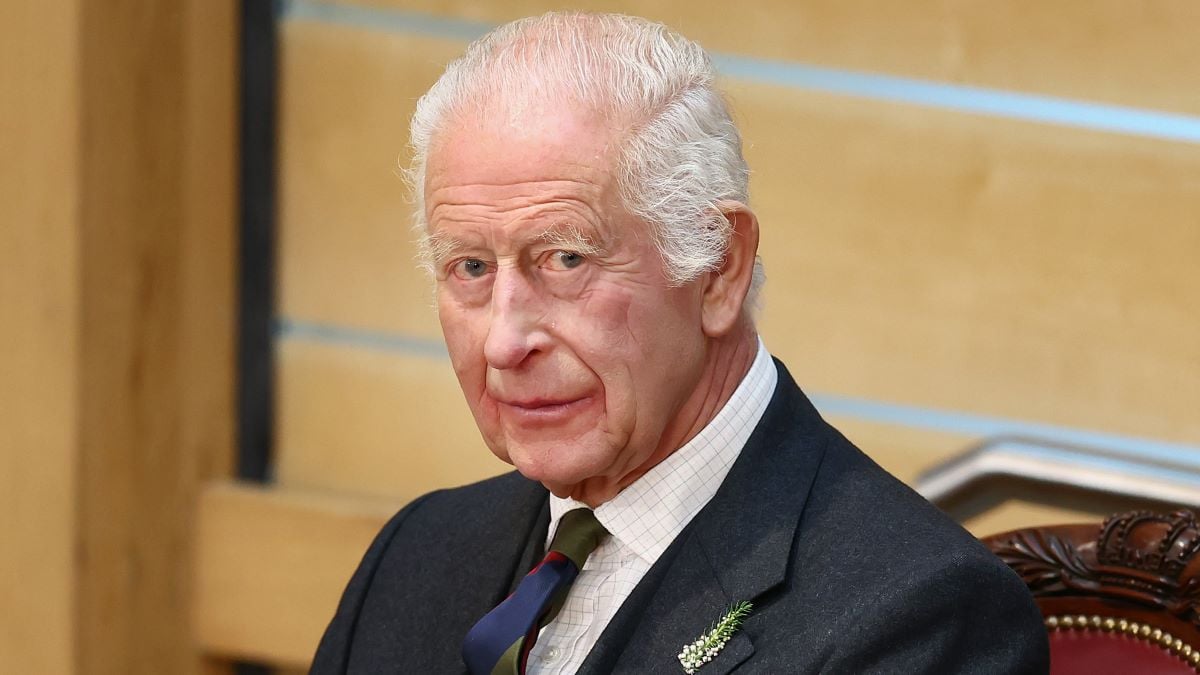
(1, 0, 238, 673)
(0, 2, 81, 672)
(190, 0, 1200, 669)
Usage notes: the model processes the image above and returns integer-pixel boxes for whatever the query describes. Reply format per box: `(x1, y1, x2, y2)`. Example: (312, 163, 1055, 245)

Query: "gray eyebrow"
(422, 231, 471, 266)
(422, 221, 607, 268)
(537, 223, 604, 256)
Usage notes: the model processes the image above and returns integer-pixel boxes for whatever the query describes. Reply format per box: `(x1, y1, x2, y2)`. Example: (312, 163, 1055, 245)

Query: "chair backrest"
(982, 509, 1200, 674)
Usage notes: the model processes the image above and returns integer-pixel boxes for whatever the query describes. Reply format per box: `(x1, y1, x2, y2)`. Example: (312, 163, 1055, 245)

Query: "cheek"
(566, 286, 699, 400)
(580, 282, 698, 350)
(560, 289, 636, 368)
(616, 287, 707, 398)
(438, 297, 487, 391)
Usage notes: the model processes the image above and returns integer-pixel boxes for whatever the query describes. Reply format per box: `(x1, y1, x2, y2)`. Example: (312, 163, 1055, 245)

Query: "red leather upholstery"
(1050, 630, 1194, 675)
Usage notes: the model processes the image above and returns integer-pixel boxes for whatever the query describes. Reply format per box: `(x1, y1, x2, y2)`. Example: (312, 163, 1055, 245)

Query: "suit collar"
(547, 341, 778, 566)
(458, 472, 549, 610)
(578, 360, 830, 674)
(692, 359, 829, 603)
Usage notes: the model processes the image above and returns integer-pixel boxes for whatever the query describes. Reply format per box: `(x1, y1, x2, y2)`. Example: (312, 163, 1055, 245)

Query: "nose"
(483, 266, 548, 370)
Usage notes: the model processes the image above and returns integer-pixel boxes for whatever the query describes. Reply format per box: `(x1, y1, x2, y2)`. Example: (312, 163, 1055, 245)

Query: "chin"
(503, 443, 611, 495)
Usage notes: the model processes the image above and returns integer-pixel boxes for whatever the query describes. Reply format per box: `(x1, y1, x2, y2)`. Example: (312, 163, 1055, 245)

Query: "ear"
(701, 201, 760, 337)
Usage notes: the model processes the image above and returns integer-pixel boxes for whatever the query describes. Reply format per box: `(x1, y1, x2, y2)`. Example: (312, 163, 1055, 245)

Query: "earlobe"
(701, 202, 760, 337)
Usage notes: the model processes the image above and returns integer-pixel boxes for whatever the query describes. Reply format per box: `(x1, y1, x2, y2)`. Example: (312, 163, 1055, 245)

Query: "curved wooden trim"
(915, 436, 1200, 508)
(983, 510, 1200, 655)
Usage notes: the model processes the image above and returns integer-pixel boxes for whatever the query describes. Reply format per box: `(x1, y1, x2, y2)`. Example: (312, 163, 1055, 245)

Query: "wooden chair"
(983, 509, 1200, 674)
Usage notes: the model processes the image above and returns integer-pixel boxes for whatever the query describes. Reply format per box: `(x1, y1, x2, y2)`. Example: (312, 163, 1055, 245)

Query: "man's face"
(424, 106, 710, 503)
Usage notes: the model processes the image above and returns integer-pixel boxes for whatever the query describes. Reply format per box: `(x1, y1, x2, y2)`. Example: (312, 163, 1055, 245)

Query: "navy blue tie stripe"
(462, 509, 608, 675)
(461, 551, 576, 674)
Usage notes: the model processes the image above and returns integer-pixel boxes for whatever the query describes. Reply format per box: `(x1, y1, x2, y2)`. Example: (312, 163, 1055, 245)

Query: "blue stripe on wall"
(277, 317, 449, 358)
(276, 318, 1200, 469)
(281, 0, 1200, 145)
(811, 393, 1200, 471)
(283, 0, 493, 42)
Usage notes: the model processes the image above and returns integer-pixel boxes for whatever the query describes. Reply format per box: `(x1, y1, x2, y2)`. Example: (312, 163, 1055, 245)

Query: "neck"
(571, 321, 760, 507)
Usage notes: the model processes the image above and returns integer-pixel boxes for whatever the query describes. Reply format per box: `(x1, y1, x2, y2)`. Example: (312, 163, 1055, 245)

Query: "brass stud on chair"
(1040, 614, 1200, 672)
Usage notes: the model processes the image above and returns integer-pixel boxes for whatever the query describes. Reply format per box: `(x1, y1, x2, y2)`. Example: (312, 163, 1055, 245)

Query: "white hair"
(407, 12, 765, 308)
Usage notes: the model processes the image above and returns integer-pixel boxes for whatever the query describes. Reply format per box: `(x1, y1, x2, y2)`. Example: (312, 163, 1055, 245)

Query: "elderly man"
(313, 12, 1047, 675)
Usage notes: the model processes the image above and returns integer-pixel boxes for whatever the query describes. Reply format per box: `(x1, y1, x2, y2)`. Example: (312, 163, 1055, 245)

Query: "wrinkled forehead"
(424, 99, 626, 194)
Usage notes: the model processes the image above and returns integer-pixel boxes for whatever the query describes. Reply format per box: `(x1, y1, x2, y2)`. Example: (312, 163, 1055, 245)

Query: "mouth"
(496, 396, 593, 425)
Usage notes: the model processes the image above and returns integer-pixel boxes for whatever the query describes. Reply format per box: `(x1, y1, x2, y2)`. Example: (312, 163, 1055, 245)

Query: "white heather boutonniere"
(677, 601, 753, 673)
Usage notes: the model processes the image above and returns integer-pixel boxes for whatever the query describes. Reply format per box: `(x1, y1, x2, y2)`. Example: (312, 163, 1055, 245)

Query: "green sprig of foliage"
(677, 601, 753, 673)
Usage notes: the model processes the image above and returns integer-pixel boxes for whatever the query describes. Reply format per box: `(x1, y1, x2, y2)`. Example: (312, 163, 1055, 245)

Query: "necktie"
(462, 508, 609, 675)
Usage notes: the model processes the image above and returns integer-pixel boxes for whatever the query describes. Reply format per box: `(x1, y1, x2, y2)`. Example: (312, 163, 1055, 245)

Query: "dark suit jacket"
(312, 360, 1049, 674)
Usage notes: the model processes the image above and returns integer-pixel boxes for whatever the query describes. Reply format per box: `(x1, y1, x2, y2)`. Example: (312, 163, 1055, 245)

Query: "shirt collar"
(546, 338, 778, 563)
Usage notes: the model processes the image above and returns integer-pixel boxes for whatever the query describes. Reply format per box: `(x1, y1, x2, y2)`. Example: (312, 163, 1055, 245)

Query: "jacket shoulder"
(784, 429, 1048, 671)
(310, 471, 547, 674)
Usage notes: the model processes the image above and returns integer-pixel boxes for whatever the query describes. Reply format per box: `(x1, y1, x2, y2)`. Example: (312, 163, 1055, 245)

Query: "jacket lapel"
(508, 496, 550, 593)
(577, 361, 830, 675)
(576, 528, 755, 675)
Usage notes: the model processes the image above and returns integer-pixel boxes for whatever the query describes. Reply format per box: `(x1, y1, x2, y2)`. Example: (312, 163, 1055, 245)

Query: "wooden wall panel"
(736, 81, 1200, 444)
(278, 22, 458, 337)
(181, 0, 239, 489)
(339, 0, 1200, 114)
(194, 480, 396, 662)
(0, 2, 81, 673)
(194, 483, 400, 668)
(275, 339, 507, 498)
(75, 2, 239, 673)
(182, 2, 240, 670)
(0, 1, 237, 673)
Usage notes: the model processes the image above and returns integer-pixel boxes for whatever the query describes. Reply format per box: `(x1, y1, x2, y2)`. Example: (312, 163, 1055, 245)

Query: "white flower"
(676, 601, 753, 673)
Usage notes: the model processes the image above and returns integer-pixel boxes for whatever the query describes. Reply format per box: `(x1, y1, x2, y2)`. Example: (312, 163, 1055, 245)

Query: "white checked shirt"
(525, 340, 778, 674)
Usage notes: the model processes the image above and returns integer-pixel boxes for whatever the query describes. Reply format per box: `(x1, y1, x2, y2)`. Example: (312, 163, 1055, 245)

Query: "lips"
(502, 396, 585, 409)
(494, 394, 594, 426)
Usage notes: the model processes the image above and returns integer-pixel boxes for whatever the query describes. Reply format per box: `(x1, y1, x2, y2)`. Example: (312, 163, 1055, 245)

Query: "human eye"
(540, 250, 586, 272)
(450, 258, 494, 280)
